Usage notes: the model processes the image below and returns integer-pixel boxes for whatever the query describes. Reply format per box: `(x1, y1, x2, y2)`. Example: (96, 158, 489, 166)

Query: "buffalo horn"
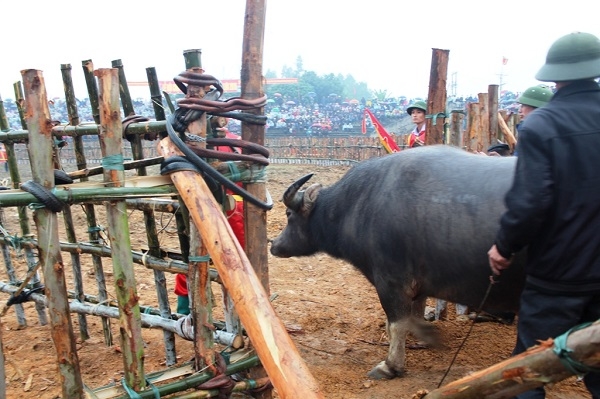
(282, 173, 314, 212)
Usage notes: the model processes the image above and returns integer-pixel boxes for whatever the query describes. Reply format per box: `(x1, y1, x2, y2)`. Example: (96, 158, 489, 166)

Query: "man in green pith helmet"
(516, 84, 554, 122)
(489, 31, 600, 399)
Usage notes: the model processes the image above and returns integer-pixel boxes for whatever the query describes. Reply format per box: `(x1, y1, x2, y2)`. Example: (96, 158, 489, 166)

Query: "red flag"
(364, 109, 400, 154)
(361, 113, 367, 134)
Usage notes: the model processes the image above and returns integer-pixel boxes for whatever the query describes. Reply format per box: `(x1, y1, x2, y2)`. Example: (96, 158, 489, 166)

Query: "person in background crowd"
(174, 121, 246, 315)
(0, 144, 7, 172)
(406, 100, 427, 147)
(488, 31, 600, 398)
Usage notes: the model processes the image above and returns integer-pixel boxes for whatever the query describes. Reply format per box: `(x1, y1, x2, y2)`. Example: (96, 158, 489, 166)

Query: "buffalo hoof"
(367, 361, 402, 380)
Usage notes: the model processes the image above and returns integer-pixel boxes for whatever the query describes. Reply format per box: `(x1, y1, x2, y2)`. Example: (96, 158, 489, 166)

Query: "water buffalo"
(270, 144, 526, 379)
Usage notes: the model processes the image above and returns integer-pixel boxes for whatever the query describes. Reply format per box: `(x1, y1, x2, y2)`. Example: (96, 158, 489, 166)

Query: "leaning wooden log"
(498, 112, 517, 150)
(158, 137, 324, 399)
(423, 320, 600, 399)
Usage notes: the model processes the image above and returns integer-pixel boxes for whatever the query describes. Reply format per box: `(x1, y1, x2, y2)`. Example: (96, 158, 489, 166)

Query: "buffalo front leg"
(367, 286, 412, 379)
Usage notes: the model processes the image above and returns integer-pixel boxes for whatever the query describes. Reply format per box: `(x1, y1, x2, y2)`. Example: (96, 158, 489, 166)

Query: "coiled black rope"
(161, 116, 272, 211)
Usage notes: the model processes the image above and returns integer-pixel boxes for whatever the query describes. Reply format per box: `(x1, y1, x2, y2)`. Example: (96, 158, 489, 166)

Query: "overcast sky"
(1, 0, 598, 101)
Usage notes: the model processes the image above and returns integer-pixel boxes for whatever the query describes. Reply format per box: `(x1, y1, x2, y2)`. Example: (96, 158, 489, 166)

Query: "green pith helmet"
(407, 100, 427, 115)
(517, 85, 554, 108)
(536, 31, 600, 82)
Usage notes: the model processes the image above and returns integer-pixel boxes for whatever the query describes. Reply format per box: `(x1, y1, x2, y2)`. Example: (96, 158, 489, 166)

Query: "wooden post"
(463, 102, 479, 152)
(240, 2, 273, 396)
(424, 321, 600, 399)
(478, 93, 490, 152)
(448, 110, 465, 147)
(425, 48, 449, 145)
(158, 138, 324, 399)
(22, 69, 84, 398)
(95, 68, 146, 391)
(488, 84, 499, 144)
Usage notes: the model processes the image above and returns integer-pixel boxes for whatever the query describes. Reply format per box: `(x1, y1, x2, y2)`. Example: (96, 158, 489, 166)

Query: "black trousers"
(514, 285, 600, 399)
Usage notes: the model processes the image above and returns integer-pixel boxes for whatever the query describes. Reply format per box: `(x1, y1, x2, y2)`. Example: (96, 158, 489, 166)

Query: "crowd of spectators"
(1, 91, 520, 136)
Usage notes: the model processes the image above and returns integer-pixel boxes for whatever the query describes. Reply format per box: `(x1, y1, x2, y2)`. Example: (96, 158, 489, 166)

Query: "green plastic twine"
(101, 154, 125, 171)
(552, 321, 600, 377)
(188, 255, 211, 263)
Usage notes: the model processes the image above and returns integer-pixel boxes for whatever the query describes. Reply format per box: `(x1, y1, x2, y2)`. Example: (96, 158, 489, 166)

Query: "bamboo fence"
(0, 28, 522, 399)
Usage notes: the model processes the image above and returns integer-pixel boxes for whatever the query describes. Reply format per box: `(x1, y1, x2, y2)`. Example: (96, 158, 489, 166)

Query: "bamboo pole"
(423, 321, 600, 399)
(0, 282, 237, 349)
(22, 68, 84, 398)
(0, 236, 221, 282)
(116, 59, 177, 366)
(0, 209, 27, 327)
(146, 67, 167, 124)
(0, 315, 5, 398)
(0, 100, 28, 327)
(0, 183, 176, 207)
(53, 69, 89, 340)
(65, 63, 113, 346)
(12, 82, 27, 130)
(178, 48, 217, 372)
(82, 59, 101, 124)
(158, 136, 324, 399)
(0, 95, 47, 326)
(95, 68, 145, 391)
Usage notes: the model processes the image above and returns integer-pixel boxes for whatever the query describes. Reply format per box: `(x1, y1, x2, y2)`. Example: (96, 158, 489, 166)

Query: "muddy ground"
(0, 163, 591, 398)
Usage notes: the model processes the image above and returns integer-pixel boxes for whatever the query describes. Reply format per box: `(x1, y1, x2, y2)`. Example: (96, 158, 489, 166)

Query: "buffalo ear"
(301, 184, 322, 215)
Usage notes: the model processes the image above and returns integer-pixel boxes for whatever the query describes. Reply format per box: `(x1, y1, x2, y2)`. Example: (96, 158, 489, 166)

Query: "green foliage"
(262, 56, 373, 104)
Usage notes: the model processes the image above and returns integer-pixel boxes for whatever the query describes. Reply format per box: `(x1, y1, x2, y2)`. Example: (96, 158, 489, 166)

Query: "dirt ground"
(0, 163, 592, 398)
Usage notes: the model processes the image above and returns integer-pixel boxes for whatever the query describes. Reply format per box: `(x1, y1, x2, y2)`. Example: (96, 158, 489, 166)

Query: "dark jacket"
(495, 80, 600, 294)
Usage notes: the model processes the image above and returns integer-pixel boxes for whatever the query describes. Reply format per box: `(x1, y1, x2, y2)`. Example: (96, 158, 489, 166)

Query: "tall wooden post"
(95, 68, 146, 391)
(478, 93, 490, 151)
(22, 69, 84, 398)
(488, 84, 499, 144)
(425, 48, 449, 145)
(240, 2, 273, 396)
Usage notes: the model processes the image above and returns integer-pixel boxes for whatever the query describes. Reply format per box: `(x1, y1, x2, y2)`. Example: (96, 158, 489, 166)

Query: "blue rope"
(188, 255, 211, 263)
(120, 378, 160, 399)
(120, 378, 142, 399)
(101, 154, 125, 171)
(553, 321, 600, 377)
(226, 161, 242, 182)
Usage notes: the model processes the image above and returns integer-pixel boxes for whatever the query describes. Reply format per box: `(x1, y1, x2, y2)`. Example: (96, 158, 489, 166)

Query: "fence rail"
(5, 135, 408, 175)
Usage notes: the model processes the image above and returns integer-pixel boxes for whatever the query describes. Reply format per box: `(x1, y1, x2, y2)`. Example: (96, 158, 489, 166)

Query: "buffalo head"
(271, 174, 322, 258)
